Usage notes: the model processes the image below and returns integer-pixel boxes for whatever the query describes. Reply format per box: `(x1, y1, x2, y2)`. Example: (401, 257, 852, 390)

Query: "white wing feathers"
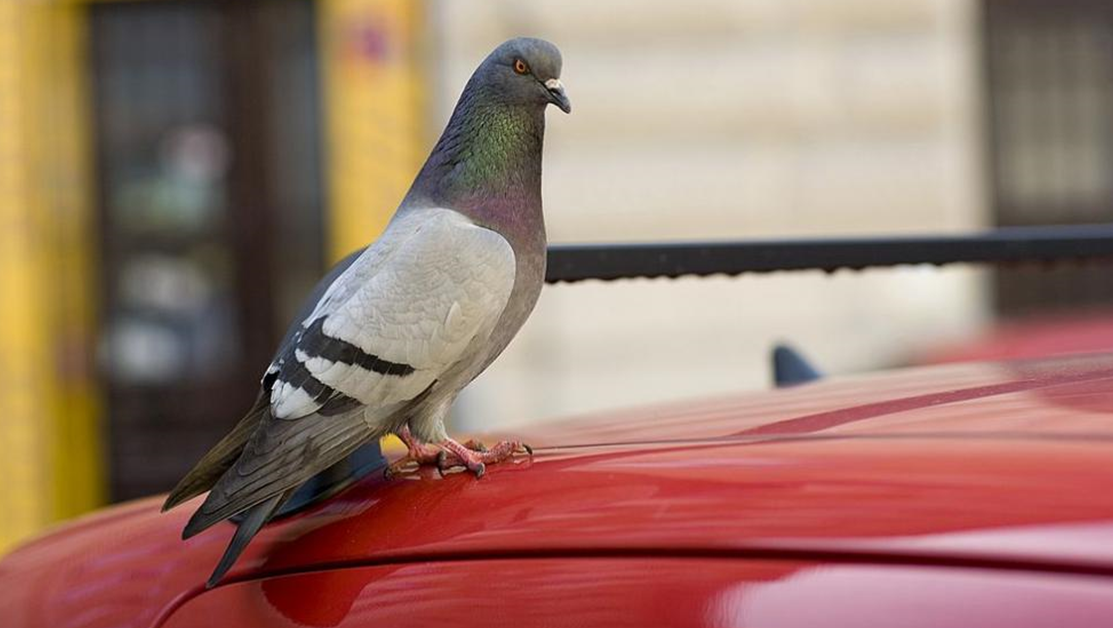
(268, 208, 516, 419)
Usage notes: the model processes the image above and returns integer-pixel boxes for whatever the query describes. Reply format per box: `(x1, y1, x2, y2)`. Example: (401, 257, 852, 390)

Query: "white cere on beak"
(545, 78, 564, 91)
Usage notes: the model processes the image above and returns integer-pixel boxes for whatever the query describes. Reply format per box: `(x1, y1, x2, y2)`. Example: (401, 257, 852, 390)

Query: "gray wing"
(162, 248, 368, 512)
(268, 208, 518, 419)
(183, 208, 517, 536)
(272, 246, 367, 367)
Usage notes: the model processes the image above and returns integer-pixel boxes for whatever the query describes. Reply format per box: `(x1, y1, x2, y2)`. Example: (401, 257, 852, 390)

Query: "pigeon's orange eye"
(513, 59, 529, 75)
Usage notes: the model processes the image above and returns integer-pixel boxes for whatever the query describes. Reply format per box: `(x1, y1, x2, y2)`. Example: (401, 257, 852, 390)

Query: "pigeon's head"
(478, 37, 571, 114)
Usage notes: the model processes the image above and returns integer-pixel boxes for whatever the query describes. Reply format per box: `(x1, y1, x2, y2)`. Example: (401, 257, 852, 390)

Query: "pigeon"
(161, 37, 570, 588)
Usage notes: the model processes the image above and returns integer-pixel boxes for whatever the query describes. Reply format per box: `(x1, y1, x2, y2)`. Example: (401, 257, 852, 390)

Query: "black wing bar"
(545, 223, 1113, 284)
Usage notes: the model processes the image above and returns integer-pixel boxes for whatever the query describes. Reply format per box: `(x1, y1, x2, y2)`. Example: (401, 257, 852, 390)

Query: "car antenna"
(771, 343, 823, 388)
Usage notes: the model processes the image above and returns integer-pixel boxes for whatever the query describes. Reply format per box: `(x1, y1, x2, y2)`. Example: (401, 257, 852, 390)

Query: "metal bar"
(545, 223, 1113, 284)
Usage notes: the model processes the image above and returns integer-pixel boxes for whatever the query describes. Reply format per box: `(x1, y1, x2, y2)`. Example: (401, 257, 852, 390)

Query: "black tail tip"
(181, 518, 205, 541)
(161, 490, 189, 513)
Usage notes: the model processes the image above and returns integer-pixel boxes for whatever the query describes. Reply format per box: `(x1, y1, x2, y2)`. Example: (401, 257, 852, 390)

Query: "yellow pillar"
(319, 0, 426, 453)
(0, 0, 50, 551)
(0, 0, 103, 555)
(319, 0, 427, 261)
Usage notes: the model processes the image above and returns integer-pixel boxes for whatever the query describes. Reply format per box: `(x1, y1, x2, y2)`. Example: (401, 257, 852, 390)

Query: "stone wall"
(427, 0, 990, 429)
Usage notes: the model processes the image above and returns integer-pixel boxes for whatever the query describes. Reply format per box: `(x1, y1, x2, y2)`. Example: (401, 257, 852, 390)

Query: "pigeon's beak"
(544, 78, 572, 114)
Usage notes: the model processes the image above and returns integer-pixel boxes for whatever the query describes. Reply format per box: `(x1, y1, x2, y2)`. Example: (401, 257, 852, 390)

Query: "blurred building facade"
(0, 0, 425, 553)
(440, 0, 992, 431)
(1, 0, 1111, 554)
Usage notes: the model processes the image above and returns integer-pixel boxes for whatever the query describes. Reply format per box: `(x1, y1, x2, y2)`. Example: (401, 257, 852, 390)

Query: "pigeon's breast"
(474, 217, 547, 376)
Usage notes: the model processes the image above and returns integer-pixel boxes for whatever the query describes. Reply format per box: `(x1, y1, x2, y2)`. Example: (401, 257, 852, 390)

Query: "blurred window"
(984, 0, 1113, 315)
(90, 0, 325, 500)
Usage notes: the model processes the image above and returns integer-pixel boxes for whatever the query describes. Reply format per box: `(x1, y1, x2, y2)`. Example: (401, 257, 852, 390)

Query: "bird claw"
(384, 458, 417, 480)
(389, 438, 533, 479)
(436, 448, 484, 477)
(385, 438, 443, 479)
(438, 439, 532, 477)
(384, 458, 409, 479)
(462, 439, 488, 452)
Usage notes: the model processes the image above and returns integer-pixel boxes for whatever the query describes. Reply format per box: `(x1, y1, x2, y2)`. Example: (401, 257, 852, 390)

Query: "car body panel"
(163, 560, 1113, 628)
(3, 354, 1113, 627)
(920, 311, 1113, 365)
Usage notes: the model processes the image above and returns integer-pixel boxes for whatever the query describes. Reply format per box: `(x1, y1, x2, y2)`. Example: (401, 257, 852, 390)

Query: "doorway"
(89, 0, 326, 501)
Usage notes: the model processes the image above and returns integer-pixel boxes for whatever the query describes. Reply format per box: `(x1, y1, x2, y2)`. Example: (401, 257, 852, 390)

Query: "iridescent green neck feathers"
(406, 95, 545, 219)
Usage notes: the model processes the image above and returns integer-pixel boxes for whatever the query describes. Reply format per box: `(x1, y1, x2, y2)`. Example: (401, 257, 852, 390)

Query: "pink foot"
(438, 439, 533, 478)
(385, 426, 445, 478)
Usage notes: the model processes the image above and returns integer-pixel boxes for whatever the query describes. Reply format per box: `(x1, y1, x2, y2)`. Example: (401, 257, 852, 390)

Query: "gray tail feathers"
(162, 397, 268, 512)
(205, 491, 289, 588)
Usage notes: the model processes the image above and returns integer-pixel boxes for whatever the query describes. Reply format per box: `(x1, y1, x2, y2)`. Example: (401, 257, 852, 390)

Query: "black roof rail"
(545, 223, 1113, 284)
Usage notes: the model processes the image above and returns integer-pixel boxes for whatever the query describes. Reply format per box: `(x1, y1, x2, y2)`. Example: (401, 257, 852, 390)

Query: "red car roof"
(3, 353, 1113, 627)
(919, 311, 1113, 364)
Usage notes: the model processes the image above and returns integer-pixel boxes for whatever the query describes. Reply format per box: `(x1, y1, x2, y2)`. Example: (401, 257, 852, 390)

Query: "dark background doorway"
(89, 0, 326, 501)
(983, 0, 1113, 316)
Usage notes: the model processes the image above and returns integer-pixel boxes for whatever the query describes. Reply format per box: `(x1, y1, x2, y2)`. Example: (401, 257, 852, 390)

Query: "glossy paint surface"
(920, 311, 1113, 365)
(164, 560, 1113, 628)
(3, 354, 1113, 628)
